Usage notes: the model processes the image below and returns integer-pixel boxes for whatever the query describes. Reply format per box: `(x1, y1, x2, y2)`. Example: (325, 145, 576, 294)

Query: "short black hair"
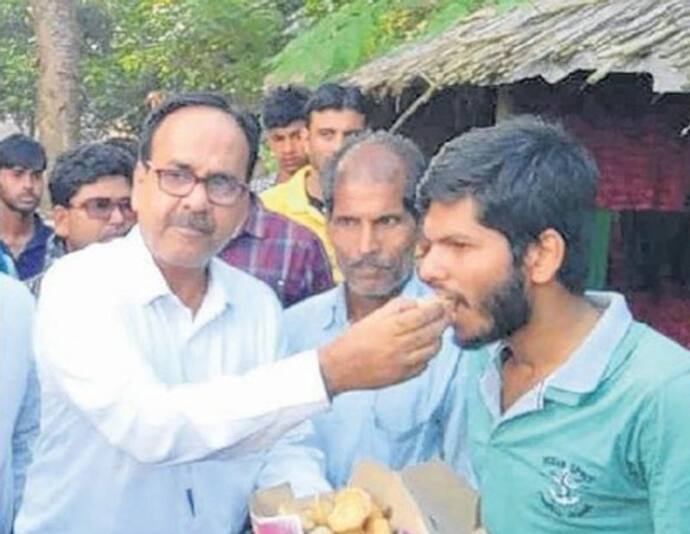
(49, 142, 134, 207)
(103, 136, 139, 161)
(0, 134, 47, 171)
(138, 91, 261, 179)
(304, 83, 368, 125)
(262, 85, 311, 130)
(418, 116, 597, 294)
(322, 130, 427, 220)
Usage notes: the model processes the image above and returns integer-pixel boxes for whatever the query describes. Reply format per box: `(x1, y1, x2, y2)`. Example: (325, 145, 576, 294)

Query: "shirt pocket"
(372, 380, 442, 468)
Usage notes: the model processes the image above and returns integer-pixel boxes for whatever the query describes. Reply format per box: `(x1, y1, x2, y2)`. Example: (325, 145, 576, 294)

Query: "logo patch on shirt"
(540, 456, 595, 518)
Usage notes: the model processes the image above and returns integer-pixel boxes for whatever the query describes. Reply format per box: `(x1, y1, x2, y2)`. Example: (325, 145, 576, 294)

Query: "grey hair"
(321, 129, 427, 219)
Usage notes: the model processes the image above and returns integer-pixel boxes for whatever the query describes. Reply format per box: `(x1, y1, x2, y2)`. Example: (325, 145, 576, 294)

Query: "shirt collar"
(126, 227, 174, 305)
(544, 291, 633, 398)
(478, 291, 634, 416)
(43, 233, 67, 267)
(323, 283, 349, 329)
(25, 213, 53, 252)
(282, 166, 316, 216)
(237, 195, 268, 239)
(126, 226, 234, 315)
(198, 258, 236, 324)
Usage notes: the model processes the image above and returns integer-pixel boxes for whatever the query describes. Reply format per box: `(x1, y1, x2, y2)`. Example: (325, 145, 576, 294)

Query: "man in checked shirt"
(217, 189, 333, 307)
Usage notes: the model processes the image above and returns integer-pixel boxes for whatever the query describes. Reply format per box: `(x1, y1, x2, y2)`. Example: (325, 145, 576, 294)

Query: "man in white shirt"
(0, 274, 38, 534)
(16, 92, 447, 533)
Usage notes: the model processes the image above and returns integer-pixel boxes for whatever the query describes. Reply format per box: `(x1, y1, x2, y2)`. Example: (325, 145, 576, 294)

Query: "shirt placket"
(175, 305, 203, 530)
(480, 357, 545, 433)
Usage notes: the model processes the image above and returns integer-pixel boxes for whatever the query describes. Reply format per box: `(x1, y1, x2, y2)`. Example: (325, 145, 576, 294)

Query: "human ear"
(524, 228, 566, 285)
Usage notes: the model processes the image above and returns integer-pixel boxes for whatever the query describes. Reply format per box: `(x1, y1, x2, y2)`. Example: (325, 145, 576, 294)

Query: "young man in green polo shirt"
(418, 117, 690, 534)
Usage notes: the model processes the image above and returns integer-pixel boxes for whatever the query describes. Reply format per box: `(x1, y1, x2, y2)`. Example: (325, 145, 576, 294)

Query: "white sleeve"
(4, 279, 39, 514)
(255, 419, 331, 497)
(35, 264, 330, 466)
(255, 306, 331, 496)
(12, 361, 40, 514)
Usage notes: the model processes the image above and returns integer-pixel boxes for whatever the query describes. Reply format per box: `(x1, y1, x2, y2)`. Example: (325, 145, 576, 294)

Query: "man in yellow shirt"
(261, 83, 367, 280)
(251, 85, 311, 194)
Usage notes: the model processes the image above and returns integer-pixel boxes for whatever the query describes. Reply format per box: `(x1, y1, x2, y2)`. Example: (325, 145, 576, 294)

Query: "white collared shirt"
(16, 227, 330, 534)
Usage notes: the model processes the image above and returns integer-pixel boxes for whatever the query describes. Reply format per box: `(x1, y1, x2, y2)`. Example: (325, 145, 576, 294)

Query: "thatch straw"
(348, 0, 690, 95)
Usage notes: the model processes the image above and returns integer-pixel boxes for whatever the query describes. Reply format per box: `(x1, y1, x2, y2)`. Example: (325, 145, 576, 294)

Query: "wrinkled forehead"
(337, 142, 406, 184)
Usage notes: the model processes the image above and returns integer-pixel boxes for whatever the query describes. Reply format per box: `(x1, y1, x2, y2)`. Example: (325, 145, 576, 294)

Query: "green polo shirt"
(450, 292, 690, 534)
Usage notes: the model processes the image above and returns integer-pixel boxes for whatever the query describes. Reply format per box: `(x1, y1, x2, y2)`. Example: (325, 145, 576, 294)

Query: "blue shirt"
(16, 228, 330, 534)
(0, 214, 53, 280)
(445, 292, 690, 534)
(284, 275, 462, 487)
(0, 244, 17, 277)
(0, 275, 39, 534)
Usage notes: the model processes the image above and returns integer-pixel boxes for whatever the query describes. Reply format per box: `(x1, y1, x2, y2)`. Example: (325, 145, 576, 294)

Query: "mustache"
(346, 255, 395, 270)
(430, 285, 470, 308)
(167, 212, 216, 235)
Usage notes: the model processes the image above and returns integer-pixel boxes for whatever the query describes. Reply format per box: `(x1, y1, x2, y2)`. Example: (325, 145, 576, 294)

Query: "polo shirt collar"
(544, 292, 632, 398)
(479, 342, 508, 422)
(480, 291, 633, 416)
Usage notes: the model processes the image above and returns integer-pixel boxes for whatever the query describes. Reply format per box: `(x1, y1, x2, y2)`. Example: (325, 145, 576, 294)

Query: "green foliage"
(303, 0, 354, 19)
(0, 0, 527, 137)
(0, 0, 290, 138)
(267, 0, 383, 86)
(0, 0, 36, 132)
(80, 0, 285, 135)
(267, 0, 526, 87)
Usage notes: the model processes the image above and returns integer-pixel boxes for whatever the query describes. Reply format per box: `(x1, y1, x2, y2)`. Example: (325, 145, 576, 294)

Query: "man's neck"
(507, 288, 602, 375)
(304, 166, 322, 202)
(157, 261, 209, 315)
(0, 207, 35, 256)
(276, 168, 294, 184)
(346, 290, 389, 323)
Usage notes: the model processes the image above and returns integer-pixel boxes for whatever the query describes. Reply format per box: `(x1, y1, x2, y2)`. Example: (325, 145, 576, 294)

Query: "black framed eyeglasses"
(148, 164, 249, 206)
(70, 197, 135, 221)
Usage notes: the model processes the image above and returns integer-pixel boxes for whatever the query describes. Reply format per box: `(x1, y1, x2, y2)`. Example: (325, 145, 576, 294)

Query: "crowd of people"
(1, 82, 689, 534)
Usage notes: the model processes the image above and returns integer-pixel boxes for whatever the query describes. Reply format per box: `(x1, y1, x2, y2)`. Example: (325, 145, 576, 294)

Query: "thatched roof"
(348, 0, 690, 96)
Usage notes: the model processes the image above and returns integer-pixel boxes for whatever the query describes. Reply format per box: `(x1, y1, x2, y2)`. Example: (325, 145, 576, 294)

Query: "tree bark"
(30, 0, 80, 170)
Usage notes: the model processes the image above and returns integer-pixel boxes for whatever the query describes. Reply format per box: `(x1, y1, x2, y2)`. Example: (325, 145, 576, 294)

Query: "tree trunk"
(30, 0, 80, 171)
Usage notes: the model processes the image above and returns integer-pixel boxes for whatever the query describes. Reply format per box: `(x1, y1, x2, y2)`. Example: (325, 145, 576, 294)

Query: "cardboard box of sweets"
(250, 459, 484, 534)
